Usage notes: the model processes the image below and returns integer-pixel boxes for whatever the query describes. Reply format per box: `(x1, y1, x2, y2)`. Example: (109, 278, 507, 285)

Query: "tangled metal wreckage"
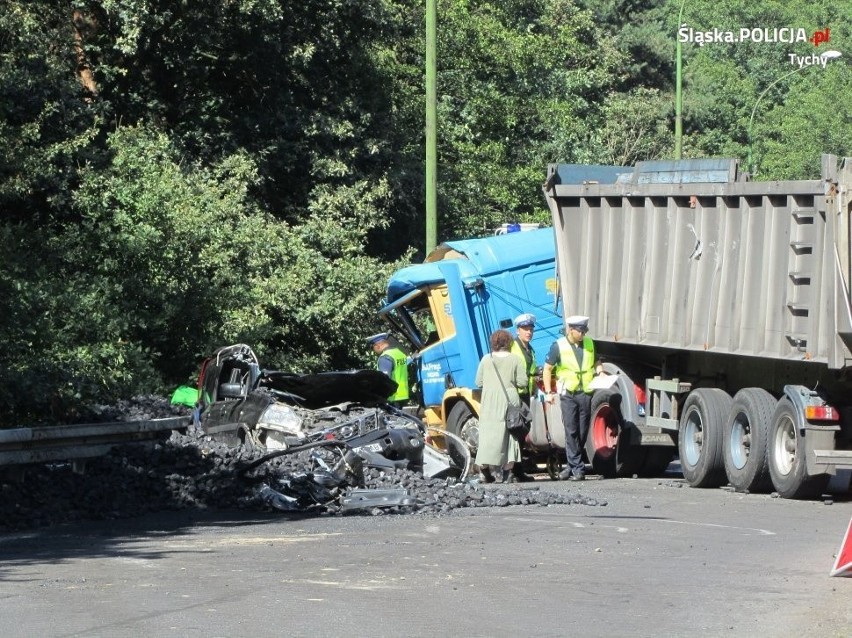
(196, 344, 471, 513)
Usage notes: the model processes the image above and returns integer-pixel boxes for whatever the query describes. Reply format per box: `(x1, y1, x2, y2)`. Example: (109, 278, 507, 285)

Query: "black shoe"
(558, 468, 573, 481)
(479, 466, 495, 484)
(512, 469, 535, 482)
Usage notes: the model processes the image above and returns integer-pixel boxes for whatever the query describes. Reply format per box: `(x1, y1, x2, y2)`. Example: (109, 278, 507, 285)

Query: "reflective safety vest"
(555, 336, 595, 394)
(380, 347, 410, 402)
(510, 339, 536, 395)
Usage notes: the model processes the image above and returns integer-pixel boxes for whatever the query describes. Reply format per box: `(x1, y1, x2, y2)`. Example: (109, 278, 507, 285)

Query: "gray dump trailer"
(543, 155, 852, 498)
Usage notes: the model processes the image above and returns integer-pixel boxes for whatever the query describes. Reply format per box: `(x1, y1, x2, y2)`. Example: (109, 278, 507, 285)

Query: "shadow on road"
(0, 508, 314, 576)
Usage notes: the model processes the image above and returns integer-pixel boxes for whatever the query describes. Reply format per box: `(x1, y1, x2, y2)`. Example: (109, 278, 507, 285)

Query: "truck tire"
(447, 402, 479, 457)
(723, 388, 776, 493)
(586, 390, 646, 478)
(678, 388, 731, 488)
(767, 398, 829, 499)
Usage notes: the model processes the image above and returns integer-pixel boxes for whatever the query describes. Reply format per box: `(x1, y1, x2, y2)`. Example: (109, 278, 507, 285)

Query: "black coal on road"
(0, 395, 603, 532)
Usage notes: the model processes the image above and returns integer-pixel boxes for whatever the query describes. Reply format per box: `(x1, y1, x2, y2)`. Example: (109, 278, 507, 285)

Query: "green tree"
(577, 0, 673, 90)
(78, 0, 406, 232)
(585, 88, 673, 166)
(675, 0, 850, 177)
(431, 0, 625, 238)
(0, 1, 101, 221)
(67, 125, 399, 378)
(755, 63, 852, 180)
(3, 0, 845, 426)
(0, 2, 409, 423)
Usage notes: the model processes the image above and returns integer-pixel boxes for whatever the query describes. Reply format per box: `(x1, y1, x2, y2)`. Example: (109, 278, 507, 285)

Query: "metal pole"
(425, 0, 437, 254)
(674, 0, 685, 159)
(746, 67, 803, 176)
(746, 51, 840, 176)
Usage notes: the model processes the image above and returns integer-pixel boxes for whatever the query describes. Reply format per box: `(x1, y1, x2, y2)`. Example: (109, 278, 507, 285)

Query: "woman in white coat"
(474, 329, 528, 483)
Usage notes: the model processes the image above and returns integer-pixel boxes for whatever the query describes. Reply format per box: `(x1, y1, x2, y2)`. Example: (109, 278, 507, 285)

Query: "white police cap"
(566, 315, 590, 329)
(365, 332, 390, 344)
(514, 313, 536, 328)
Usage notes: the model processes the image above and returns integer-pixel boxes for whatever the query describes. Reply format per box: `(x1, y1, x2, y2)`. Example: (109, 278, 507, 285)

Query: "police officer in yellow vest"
(366, 332, 409, 408)
(542, 315, 604, 481)
(509, 313, 538, 482)
(511, 313, 538, 402)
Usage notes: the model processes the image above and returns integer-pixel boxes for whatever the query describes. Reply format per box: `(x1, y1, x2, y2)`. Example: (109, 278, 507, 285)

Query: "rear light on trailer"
(804, 405, 840, 421)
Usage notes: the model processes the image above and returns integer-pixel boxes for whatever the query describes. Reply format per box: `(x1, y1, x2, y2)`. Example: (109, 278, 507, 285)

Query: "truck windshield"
(413, 308, 439, 346)
(380, 289, 442, 351)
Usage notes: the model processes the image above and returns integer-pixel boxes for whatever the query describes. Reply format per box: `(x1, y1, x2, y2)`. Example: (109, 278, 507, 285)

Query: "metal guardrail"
(0, 417, 190, 467)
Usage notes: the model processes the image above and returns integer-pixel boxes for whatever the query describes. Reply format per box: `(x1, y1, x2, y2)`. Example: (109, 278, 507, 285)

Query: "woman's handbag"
(491, 356, 532, 441)
(506, 403, 532, 440)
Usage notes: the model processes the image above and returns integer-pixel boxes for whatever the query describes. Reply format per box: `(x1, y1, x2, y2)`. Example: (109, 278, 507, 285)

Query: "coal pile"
(83, 393, 191, 423)
(0, 395, 605, 533)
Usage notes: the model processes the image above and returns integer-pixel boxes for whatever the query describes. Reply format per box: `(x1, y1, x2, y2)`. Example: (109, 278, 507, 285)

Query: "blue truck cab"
(379, 228, 561, 451)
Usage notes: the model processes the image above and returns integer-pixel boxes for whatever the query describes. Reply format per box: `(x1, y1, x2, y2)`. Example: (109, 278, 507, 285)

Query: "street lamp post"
(674, 0, 686, 159)
(425, 0, 437, 254)
(746, 50, 842, 176)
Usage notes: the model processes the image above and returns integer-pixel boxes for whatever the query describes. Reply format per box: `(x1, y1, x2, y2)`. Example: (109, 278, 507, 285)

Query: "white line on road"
(658, 519, 775, 535)
(502, 515, 774, 535)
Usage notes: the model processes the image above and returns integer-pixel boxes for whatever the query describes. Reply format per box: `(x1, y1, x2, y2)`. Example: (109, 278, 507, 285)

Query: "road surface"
(1, 473, 850, 637)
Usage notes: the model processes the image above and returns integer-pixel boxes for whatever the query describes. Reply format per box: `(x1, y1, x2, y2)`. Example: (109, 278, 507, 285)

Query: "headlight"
(257, 403, 303, 435)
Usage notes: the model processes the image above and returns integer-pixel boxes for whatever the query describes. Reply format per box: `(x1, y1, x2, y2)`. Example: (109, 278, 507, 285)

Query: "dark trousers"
(560, 391, 591, 475)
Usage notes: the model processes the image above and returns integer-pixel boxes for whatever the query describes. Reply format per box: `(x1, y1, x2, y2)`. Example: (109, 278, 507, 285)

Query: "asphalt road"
(2, 472, 850, 638)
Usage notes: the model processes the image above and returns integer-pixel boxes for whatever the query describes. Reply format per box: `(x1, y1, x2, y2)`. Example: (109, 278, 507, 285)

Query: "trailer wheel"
(447, 402, 478, 457)
(678, 388, 731, 488)
(586, 390, 646, 478)
(722, 388, 776, 492)
(767, 398, 829, 499)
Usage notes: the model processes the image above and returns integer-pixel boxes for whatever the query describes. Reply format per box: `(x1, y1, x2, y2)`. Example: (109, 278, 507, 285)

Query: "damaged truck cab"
(379, 229, 561, 452)
(379, 167, 632, 456)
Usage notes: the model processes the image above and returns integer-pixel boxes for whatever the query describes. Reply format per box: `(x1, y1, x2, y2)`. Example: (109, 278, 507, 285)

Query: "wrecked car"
(195, 344, 470, 483)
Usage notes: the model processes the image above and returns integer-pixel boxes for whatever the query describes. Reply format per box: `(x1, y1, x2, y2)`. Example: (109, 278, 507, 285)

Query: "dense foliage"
(1, 0, 848, 424)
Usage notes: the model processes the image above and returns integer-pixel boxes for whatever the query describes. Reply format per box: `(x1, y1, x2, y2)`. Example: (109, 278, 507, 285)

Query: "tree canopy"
(1, 0, 848, 424)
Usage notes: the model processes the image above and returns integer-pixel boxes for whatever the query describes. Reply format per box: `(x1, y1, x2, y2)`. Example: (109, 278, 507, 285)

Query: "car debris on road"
(0, 348, 609, 532)
(195, 344, 473, 513)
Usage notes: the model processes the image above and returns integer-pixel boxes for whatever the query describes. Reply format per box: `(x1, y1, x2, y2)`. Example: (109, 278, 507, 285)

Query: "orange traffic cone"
(829, 517, 852, 577)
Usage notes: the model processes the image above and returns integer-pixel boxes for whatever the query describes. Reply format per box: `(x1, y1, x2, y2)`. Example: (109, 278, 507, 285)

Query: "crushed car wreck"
(194, 344, 471, 513)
